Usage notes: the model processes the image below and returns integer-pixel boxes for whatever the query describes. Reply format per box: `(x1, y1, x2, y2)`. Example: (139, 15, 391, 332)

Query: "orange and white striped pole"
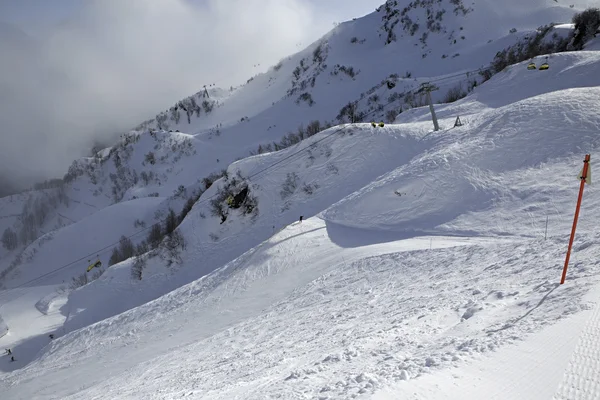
(561, 154, 591, 285)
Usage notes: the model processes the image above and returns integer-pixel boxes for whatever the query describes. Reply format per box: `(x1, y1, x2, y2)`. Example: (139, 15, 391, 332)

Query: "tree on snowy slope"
(147, 223, 163, 249)
(1, 228, 18, 250)
(170, 106, 181, 124)
(131, 256, 145, 280)
(491, 24, 570, 73)
(572, 8, 600, 50)
(109, 235, 135, 266)
(179, 189, 204, 223)
(164, 208, 178, 236)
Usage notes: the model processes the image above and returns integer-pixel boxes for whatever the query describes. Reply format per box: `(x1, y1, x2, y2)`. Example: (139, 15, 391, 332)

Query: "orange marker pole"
(561, 154, 590, 284)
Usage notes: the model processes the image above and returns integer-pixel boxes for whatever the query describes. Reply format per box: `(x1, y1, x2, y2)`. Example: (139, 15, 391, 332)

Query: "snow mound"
(323, 66, 600, 236)
(34, 291, 65, 316)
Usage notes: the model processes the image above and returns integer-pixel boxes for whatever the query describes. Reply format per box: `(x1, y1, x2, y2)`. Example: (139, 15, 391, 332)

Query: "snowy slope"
(0, 285, 65, 370)
(1, 222, 599, 399)
(7, 197, 165, 289)
(133, 0, 590, 138)
(62, 122, 429, 333)
(1, 2, 600, 399)
(0, 43, 599, 399)
(72, 48, 600, 331)
(0, 0, 589, 290)
(0, 131, 206, 287)
(323, 52, 600, 237)
(372, 287, 598, 400)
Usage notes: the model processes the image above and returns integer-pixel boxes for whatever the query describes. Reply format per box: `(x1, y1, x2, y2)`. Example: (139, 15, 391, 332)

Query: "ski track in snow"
(372, 298, 592, 400)
(553, 287, 600, 400)
(2, 221, 599, 399)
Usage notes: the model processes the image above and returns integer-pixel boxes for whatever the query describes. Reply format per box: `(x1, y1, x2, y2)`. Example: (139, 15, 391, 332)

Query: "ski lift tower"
(417, 82, 440, 131)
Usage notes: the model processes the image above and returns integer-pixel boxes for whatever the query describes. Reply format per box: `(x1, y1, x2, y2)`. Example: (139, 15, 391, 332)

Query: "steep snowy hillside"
(0, 314, 7, 339)
(0, 0, 591, 292)
(0, 131, 206, 289)
(62, 121, 428, 333)
(1, 45, 600, 399)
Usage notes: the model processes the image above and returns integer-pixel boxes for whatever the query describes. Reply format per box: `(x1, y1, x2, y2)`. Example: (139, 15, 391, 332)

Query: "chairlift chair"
(86, 259, 102, 272)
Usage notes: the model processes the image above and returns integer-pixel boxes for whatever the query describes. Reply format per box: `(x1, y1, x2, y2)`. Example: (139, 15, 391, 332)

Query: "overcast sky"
(0, 0, 382, 38)
(0, 0, 383, 191)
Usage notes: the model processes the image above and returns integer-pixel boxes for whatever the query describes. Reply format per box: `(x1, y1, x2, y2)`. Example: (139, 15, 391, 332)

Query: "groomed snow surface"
(1, 16, 600, 400)
(2, 224, 600, 399)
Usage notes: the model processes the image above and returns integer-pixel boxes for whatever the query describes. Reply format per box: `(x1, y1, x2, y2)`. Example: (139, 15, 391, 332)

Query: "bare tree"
(69, 272, 88, 290)
(1, 228, 18, 250)
(147, 223, 163, 249)
(164, 208, 178, 235)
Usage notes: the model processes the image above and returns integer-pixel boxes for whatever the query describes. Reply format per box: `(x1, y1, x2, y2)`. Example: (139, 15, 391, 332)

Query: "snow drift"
(323, 52, 600, 236)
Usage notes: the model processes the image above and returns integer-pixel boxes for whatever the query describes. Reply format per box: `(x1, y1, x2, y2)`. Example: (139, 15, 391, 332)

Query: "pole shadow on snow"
(269, 226, 326, 247)
(486, 283, 560, 335)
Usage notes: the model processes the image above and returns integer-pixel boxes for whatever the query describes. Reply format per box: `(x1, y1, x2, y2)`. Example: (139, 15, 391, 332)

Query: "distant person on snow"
(5, 348, 11, 355)
(299, 216, 303, 223)
(10, 356, 15, 362)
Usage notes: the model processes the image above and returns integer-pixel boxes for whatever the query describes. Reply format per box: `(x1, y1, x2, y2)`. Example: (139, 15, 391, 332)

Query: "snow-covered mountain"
(132, 0, 585, 137)
(1, 1, 600, 399)
(0, 0, 589, 286)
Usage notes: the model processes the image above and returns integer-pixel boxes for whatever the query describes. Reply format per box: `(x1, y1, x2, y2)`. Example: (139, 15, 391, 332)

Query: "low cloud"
(0, 0, 331, 191)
